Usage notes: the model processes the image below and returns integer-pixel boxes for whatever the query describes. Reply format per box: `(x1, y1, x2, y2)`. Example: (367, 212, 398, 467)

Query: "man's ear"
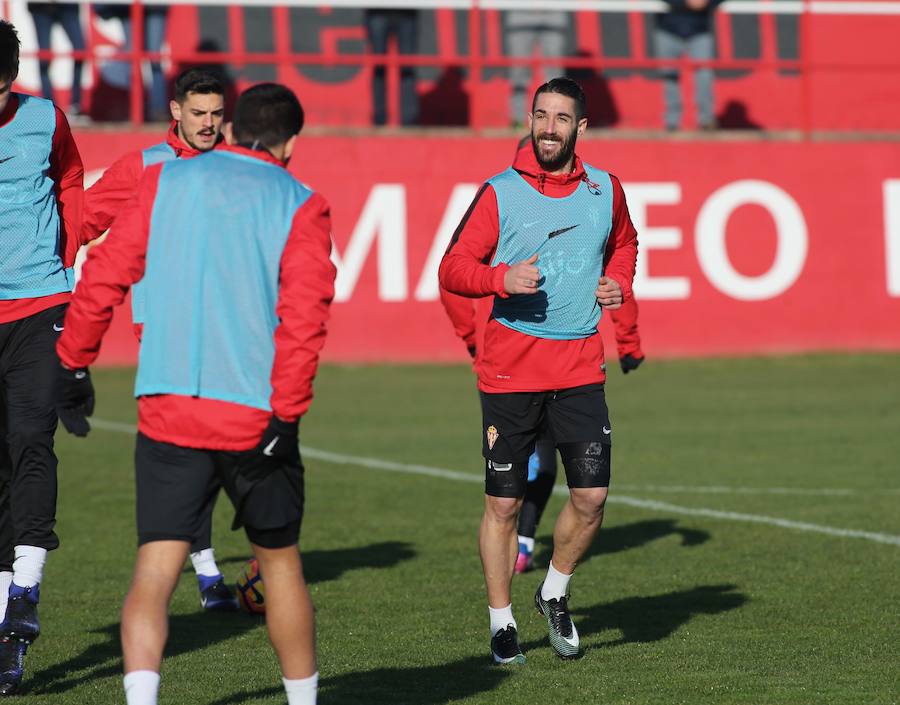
(282, 134, 298, 162)
(223, 122, 234, 145)
(169, 99, 181, 122)
(577, 117, 588, 138)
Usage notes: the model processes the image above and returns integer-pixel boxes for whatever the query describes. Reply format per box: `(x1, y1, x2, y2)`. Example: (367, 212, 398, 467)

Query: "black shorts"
(134, 433, 304, 549)
(480, 383, 612, 497)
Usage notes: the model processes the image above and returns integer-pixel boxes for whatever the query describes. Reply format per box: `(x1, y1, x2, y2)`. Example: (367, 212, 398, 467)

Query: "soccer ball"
(235, 558, 265, 615)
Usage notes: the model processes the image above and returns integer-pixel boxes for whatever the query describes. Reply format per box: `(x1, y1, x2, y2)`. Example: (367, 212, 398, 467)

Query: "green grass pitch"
(22, 354, 900, 704)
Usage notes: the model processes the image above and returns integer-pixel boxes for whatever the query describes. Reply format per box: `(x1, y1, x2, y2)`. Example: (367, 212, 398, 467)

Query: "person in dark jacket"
(655, 0, 725, 130)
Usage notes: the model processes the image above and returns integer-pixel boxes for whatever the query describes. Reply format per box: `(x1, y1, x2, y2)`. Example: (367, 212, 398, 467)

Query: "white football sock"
(0, 571, 12, 619)
(123, 670, 160, 705)
(190, 548, 221, 578)
(283, 672, 318, 705)
(517, 536, 535, 552)
(488, 604, 516, 636)
(541, 562, 572, 601)
(12, 546, 47, 588)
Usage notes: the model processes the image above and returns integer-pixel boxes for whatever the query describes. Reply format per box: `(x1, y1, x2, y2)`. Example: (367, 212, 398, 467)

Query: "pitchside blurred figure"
(439, 77, 638, 664)
(0, 19, 84, 696)
(81, 67, 239, 612)
(56, 84, 336, 705)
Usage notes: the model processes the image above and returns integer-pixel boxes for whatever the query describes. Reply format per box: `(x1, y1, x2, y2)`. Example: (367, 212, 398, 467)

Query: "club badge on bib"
(486, 425, 499, 450)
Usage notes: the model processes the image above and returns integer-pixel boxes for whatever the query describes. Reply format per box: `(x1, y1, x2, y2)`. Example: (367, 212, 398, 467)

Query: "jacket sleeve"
(438, 183, 510, 298)
(82, 150, 144, 244)
(269, 192, 337, 421)
(609, 297, 644, 358)
(50, 107, 84, 268)
(602, 174, 639, 304)
(57, 165, 161, 369)
(439, 288, 478, 352)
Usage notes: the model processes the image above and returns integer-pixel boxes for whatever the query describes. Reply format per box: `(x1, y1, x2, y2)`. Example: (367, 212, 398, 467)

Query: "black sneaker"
(534, 581, 580, 659)
(199, 575, 239, 611)
(0, 638, 27, 695)
(490, 624, 526, 665)
(1, 585, 39, 643)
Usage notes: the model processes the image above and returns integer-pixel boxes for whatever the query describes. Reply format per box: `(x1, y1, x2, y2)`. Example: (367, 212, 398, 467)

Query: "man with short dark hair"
(439, 76, 638, 664)
(0, 18, 84, 695)
(57, 83, 335, 705)
(80, 67, 237, 611)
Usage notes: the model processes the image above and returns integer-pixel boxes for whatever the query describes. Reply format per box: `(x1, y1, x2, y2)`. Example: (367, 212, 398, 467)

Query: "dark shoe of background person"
(199, 575, 240, 611)
(0, 638, 27, 695)
(1, 585, 40, 643)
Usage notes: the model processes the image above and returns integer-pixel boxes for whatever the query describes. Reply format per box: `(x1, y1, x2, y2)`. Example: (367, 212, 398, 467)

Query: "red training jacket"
(0, 94, 84, 323)
(82, 122, 213, 339)
(438, 146, 638, 392)
(82, 122, 204, 243)
(57, 146, 336, 450)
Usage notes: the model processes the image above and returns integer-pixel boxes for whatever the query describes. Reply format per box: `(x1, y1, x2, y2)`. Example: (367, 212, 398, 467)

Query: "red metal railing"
(8, 1, 900, 135)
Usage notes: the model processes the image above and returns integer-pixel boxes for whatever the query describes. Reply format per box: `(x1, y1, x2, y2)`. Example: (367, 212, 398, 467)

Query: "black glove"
(466, 344, 477, 359)
(620, 354, 645, 375)
(230, 416, 300, 529)
(239, 416, 300, 483)
(56, 365, 95, 437)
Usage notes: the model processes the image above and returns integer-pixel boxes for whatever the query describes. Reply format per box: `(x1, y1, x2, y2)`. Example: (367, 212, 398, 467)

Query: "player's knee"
(569, 486, 608, 520)
(484, 494, 522, 524)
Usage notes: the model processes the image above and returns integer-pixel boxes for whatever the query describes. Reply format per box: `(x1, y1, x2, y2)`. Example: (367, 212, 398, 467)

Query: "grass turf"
(20, 354, 900, 704)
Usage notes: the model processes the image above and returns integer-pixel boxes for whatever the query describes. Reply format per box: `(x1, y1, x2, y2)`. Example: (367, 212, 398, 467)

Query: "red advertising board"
(73, 131, 900, 364)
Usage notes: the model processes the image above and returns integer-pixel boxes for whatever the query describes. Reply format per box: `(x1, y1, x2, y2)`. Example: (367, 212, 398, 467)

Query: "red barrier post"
(129, 0, 144, 128)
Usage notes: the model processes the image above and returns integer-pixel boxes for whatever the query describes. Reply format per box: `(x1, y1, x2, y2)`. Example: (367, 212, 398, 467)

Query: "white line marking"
(87, 418, 900, 547)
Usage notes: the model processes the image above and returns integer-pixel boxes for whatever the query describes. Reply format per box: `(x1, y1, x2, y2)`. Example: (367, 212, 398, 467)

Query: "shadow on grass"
(210, 585, 745, 704)
(27, 609, 256, 696)
(29, 541, 416, 695)
(183, 541, 417, 587)
(572, 583, 746, 647)
(207, 653, 513, 705)
(535, 518, 709, 567)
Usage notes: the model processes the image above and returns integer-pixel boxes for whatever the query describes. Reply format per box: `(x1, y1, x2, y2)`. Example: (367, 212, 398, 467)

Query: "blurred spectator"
(27, 2, 86, 118)
(505, 11, 568, 127)
(94, 3, 169, 121)
(655, 0, 724, 130)
(364, 9, 419, 126)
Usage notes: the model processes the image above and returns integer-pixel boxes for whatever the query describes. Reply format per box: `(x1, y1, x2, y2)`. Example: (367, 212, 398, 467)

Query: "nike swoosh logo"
(53, 323, 64, 332)
(262, 437, 279, 457)
(0, 156, 13, 164)
(602, 426, 612, 435)
(548, 225, 578, 239)
(74, 370, 87, 380)
(523, 220, 539, 229)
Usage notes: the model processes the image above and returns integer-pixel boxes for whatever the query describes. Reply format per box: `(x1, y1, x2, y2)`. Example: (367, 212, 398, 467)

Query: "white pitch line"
(88, 418, 900, 547)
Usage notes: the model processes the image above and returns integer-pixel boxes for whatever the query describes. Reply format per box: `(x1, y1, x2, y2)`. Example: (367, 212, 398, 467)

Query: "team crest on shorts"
(486, 425, 499, 450)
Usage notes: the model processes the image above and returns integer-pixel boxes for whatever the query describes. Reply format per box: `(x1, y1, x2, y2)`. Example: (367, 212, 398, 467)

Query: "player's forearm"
(270, 198, 337, 420)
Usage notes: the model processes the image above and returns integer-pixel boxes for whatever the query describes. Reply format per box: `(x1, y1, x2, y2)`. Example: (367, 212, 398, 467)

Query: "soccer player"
(0, 19, 84, 695)
(82, 67, 238, 611)
(439, 289, 645, 574)
(56, 84, 335, 705)
(438, 77, 638, 664)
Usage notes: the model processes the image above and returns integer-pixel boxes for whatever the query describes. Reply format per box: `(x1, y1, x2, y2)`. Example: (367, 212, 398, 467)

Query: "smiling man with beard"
(439, 77, 638, 665)
(78, 68, 240, 613)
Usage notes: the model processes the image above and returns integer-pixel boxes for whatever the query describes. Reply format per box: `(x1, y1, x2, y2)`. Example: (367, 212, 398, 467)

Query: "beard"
(531, 128, 577, 172)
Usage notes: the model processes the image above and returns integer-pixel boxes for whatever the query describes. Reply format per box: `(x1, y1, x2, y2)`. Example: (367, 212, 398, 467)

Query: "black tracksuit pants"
(0, 304, 66, 572)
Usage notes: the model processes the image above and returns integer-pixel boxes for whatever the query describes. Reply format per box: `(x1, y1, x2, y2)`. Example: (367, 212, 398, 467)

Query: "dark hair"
(0, 20, 20, 84)
(173, 67, 225, 103)
(233, 83, 304, 149)
(532, 77, 586, 121)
